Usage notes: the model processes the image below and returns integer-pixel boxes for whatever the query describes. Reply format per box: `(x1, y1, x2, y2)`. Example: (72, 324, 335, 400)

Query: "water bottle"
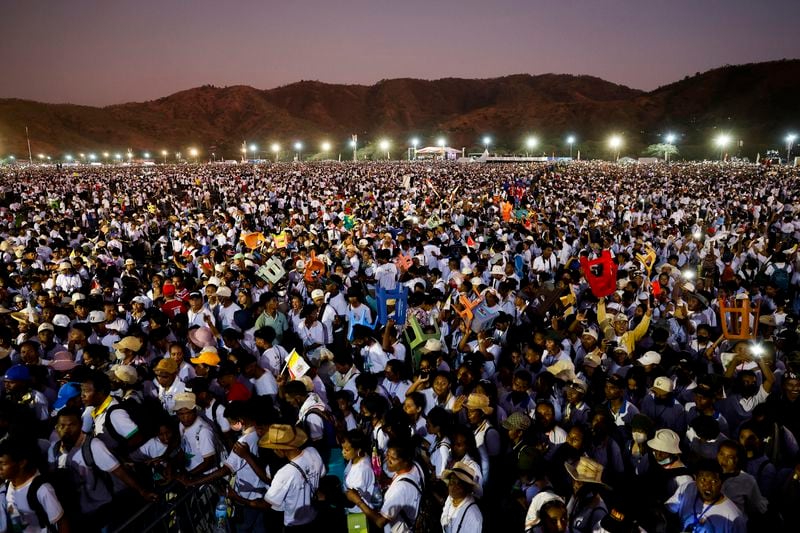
(213, 495, 228, 533)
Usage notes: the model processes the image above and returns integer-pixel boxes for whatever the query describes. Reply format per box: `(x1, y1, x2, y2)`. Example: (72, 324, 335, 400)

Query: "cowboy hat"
(442, 461, 480, 491)
(564, 457, 610, 489)
(258, 424, 308, 450)
(464, 393, 494, 415)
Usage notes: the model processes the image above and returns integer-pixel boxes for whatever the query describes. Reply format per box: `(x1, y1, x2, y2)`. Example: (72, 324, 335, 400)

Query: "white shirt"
(48, 437, 120, 513)
(225, 429, 269, 500)
(380, 468, 423, 533)
(441, 495, 482, 533)
(344, 457, 381, 512)
(264, 448, 326, 526)
(180, 417, 217, 473)
(259, 345, 288, 377)
(251, 371, 278, 397)
(6, 473, 64, 533)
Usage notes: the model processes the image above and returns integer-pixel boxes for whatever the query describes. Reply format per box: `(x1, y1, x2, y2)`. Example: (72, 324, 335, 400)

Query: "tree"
(644, 143, 679, 160)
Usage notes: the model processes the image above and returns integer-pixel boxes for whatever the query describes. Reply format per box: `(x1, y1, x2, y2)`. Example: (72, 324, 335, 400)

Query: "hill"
(1, 60, 798, 160)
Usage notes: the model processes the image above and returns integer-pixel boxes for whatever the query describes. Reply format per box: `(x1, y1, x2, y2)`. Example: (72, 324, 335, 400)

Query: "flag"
(286, 349, 310, 380)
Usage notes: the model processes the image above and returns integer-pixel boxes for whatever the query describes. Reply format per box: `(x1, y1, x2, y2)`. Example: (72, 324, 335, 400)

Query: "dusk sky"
(1, 0, 798, 106)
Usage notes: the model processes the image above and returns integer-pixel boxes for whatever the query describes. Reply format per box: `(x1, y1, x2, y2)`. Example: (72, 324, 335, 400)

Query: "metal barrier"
(111, 482, 221, 533)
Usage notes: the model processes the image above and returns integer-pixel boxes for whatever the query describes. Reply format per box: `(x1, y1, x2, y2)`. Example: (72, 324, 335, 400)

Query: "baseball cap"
(162, 284, 176, 297)
(216, 286, 232, 298)
(652, 376, 674, 393)
(173, 392, 197, 412)
(113, 336, 143, 352)
(53, 382, 82, 410)
(190, 347, 221, 367)
(52, 314, 70, 328)
(4, 364, 31, 381)
(606, 374, 625, 389)
(501, 412, 532, 431)
(638, 351, 661, 367)
(154, 357, 179, 375)
(37, 323, 55, 334)
(311, 289, 325, 300)
(88, 310, 106, 324)
(108, 365, 138, 385)
(583, 354, 601, 368)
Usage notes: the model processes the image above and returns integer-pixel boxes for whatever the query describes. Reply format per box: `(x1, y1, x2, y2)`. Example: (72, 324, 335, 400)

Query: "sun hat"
(651, 376, 674, 393)
(49, 350, 78, 372)
(501, 412, 532, 431)
(525, 491, 565, 529)
(154, 357, 179, 375)
(420, 338, 443, 354)
(258, 424, 309, 450)
(113, 336, 143, 352)
(564, 457, 610, 489)
(173, 392, 197, 412)
(464, 393, 494, 415)
(188, 327, 215, 348)
(647, 428, 681, 455)
(109, 364, 139, 385)
(442, 461, 480, 491)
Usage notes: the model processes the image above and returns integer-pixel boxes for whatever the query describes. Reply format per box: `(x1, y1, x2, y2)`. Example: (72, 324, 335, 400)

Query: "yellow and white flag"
(285, 349, 310, 380)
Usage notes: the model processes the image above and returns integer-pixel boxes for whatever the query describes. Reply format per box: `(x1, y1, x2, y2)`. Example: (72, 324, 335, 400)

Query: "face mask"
(632, 431, 648, 444)
(657, 456, 673, 466)
(230, 421, 243, 432)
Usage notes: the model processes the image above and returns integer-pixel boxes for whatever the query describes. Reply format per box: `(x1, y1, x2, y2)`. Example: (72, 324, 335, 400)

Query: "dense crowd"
(0, 159, 799, 533)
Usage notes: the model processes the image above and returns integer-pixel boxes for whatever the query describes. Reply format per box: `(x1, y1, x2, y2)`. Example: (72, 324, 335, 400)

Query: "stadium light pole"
(410, 138, 419, 160)
(189, 148, 199, 163)
(525, 136, 538, 157)
(715, 134, 731, 161)
(483, 136, 491, 154)
(665, 133, 677, 162)
(566, 135, 576, 159)
(271, 143, 280, 162)
(321, 141, 331, 160)
(379, 139, 391, 160)
(89, 154, 96, 161)
(65, 155, 73, 162)
(787, 133, 797, 163)
(161, 150, 168, 164)
(143, 152, 150, 159)
(349, 139, 357, 162)
(249, 144, 257, 162)
(437, 138, 446, 160)
(608, 135, 623, 162)
(294, 142, 303, 161)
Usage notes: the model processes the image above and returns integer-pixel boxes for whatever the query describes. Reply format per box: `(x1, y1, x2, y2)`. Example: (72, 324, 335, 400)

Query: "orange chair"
(719, 296, 760, 340)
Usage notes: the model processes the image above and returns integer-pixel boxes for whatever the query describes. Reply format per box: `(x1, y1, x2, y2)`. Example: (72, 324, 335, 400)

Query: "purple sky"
(1, 0, 798, 106)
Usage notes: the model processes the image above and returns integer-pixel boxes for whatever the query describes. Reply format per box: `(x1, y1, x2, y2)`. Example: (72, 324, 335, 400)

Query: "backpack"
(17, 473, 76, 533)
(103, 396, 164, 446)
(397, 463, 440, 533)
(79, 436, 115, 495)
(771, 265, 790, 291)
(302, 407, 339, 463)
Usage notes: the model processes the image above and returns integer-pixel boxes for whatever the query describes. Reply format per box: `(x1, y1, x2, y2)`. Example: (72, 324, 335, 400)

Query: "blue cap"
(4, 364, 30, 381)
(54, 382, 81, 410)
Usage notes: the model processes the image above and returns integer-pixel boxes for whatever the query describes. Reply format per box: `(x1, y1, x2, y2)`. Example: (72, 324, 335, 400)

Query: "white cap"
(88, 310, 106, 323)
(216, 287, 232, 298)
(652, 376, 674, 393)
(638, 351, 662, 367)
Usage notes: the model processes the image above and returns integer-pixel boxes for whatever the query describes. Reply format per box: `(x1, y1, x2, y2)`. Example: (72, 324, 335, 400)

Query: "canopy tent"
(415, 146, 461, 160)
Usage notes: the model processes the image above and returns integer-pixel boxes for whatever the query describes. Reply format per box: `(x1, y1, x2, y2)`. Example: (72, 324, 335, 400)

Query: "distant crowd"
(0, 160, 799, 533)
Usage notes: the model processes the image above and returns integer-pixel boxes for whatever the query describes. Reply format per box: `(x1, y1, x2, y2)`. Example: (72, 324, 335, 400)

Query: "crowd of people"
(0, 159, 798, 533)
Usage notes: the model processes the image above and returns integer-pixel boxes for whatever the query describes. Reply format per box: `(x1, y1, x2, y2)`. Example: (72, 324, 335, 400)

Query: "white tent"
(415, 146, 461, 159)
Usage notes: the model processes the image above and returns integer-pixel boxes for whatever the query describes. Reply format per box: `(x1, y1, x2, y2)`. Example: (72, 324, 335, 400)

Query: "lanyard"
(693, 494, 721, 524)
(92, 395, 113, 419)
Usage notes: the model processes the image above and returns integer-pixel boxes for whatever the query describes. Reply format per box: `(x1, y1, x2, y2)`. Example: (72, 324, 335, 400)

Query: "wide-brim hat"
(647, 428, 681, 455)
(258, 424, 308, 450)
(442, 461, 480, 491)
(564, 457, 610, 489)
(464, 393, 494, 415)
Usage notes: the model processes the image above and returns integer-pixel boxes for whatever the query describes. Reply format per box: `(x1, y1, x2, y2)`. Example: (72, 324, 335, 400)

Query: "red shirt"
(227, 381, 251, 402)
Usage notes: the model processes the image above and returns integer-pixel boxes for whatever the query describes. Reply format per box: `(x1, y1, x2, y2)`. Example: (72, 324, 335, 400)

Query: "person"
(341, 429, 381, 514)
(48, 407, 156, 530)
(524, 491, 567, 533)
(80, 370, 145, 454)
(563, 456, 608, 533)
(0, 436, 67, 533)
(440, 461, 483, 533)
(667, 459, 746, 533)
(716, 439, 768, 519)
(174, 392, 219, 477)
(346, 438, 422, 533)
(258, 424, 325, 532)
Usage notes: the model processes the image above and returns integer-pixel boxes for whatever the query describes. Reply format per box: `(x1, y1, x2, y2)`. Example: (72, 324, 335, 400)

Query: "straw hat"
(173, 392, 197, 412)
(258, 424, 308, 450)
(442, 461, 480, 491)
(464, 393, 494, 415)
(113, 336, 143, 352)
(564, 457, 610, 489)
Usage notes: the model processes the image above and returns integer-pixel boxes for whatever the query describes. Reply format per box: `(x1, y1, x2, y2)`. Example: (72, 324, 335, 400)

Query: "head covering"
(501, 412, 532, 431)
(583, 354, 601, 368)
(37, 323, 54, 334)
(88, 310, 106, 324)
(258, 424, 309, 450)
(651, 376, 674, 393)
(564, 457, 610, 489)
(311, 289, 325, 300)
(567, 378, 589, 394)
(53, 382, 82, 410)
(648, 428, 681, 455)
(154, 358, 179, 375)
(190, 346, 221, 367)
(188, 327, 215, 348)
(638, 351, 661, 367)
(50, 350, 78, 372)
(4, 364, 31, 381)
(109, 364, 139, 385)
(173, 392, 197, 411)
(525, 491, 565, 529)
(464, 393, 494, 415)
(420, 338, 443, 354)
(113, 336, 143, 352)
(442, 461, 480, 491)
(216, 286, 232, 299)
(162, 284, 176, 297)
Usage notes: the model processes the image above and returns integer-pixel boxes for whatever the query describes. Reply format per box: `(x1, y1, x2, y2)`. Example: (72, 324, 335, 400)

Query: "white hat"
(52, 314, 70, 328)
(470, 276, 483, 286)
(311, 289, 325, 300)
(490, 265, 505, 276)
(88, 310, 106, 324)
(652, 376, 674, 393)
(582, 328, 598, 340)
(420, 338, 443, 353)
(216, 286, 232, 298)
(638, 351, 662, 367)
(525, 492, 565, 529)
(37, 323, 55, 334)
(207, 276, 221, 287)
(647, 428, 681, 455)
(461, 267, 473, 276)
